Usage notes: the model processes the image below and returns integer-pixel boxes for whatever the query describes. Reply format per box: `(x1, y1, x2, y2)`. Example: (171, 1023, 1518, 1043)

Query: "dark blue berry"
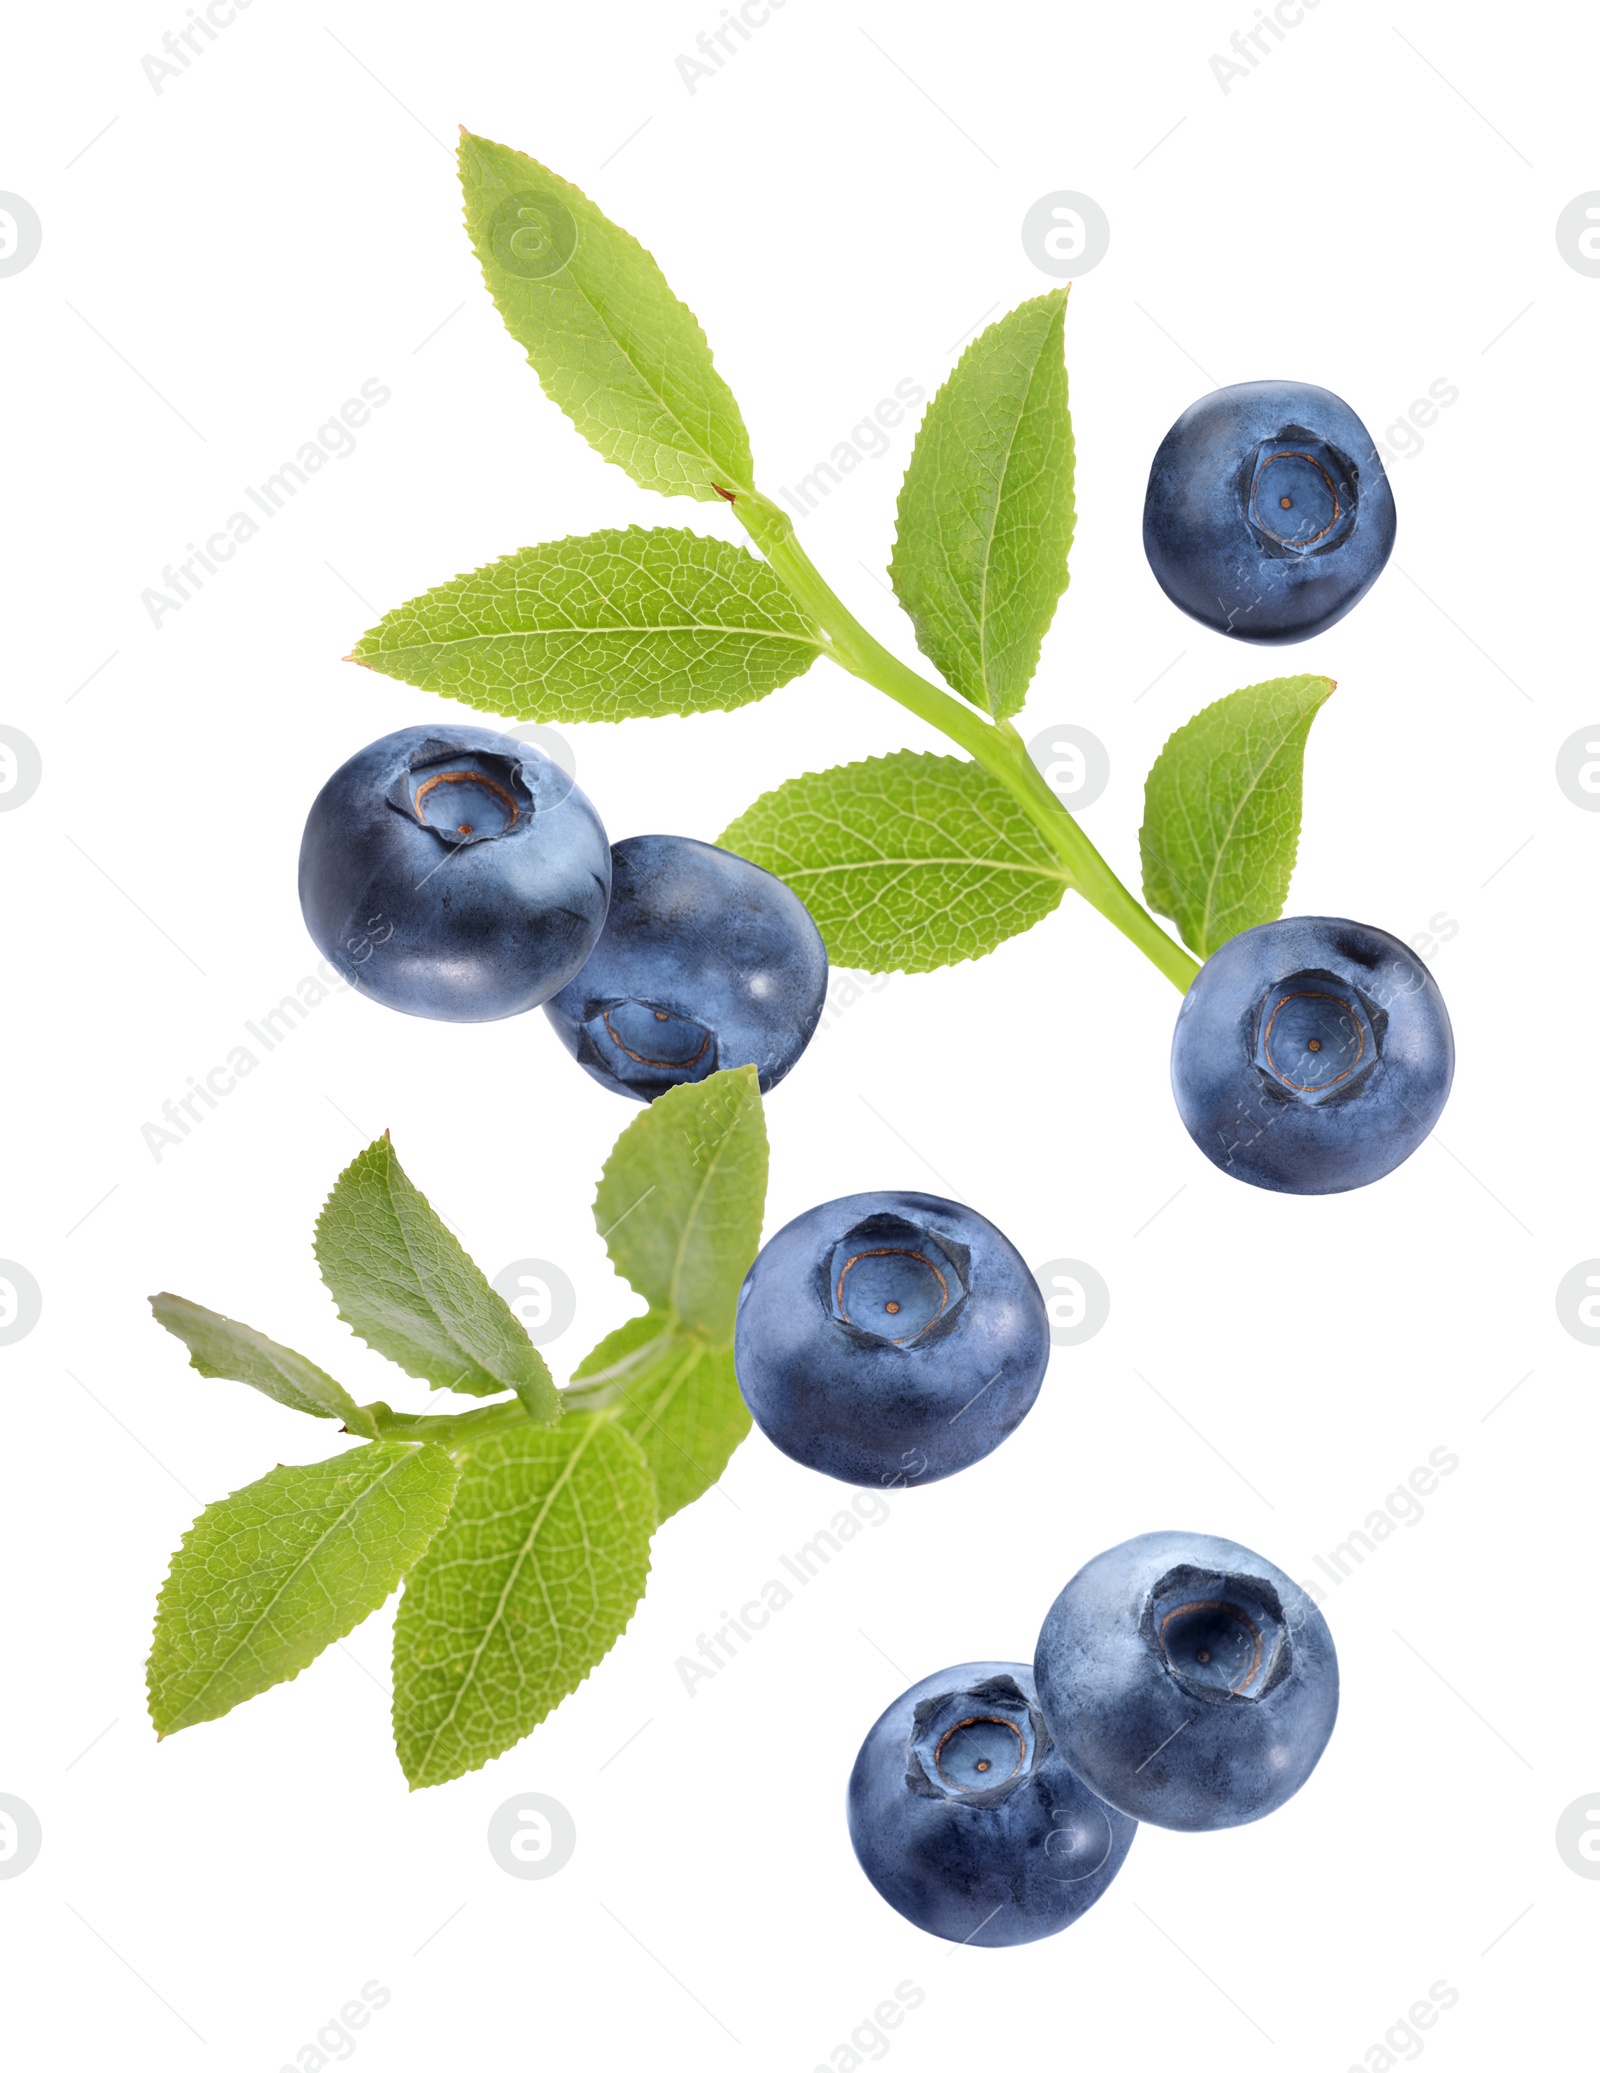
(1144, 382, 1396, 643)
(847, 1660, 1136, 1945)
(544, 836, 828, 1101)
(1170, 915, 1454, 1194)
(735, 1191, 1048, 1488)
(1034, 1531, 1339, 1831)
(299, 725, 610, 1022)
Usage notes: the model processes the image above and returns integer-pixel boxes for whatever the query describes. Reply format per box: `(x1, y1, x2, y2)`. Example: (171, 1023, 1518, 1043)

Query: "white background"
(3, 2, 1597, 2066)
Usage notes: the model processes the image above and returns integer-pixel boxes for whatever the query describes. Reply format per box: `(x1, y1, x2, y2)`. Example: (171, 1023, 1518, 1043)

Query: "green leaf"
(314, 1137, 558, 1420)
(1139, 675, 1336, 959)
(388, 1075, 766, 1784)
(721, 750, 1069, 973)
(459, 132, 753, 502)
(567, 1315, 750, 1522)
(561, 1071, 766, 1520)
(392, 1419, 654, 1788)
(350, 527, 820, 723)
(148, 1442, 459, 1736)
(149, 1293, 378, 1438)
(592, 1068, 768, 1343)
(889, 293, 1074, 720)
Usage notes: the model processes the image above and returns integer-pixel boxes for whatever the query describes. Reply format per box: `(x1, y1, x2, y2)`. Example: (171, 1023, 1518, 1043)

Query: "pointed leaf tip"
(1140, 673, 1334, 959)
(721, 753, 1069, 972)
(889, 292, 1075, 720)
(456, 134, 754, 501)
(314, 1134, 557, 1417)
(392, 1420, 654, 1787)
(347, 529, 819, 723)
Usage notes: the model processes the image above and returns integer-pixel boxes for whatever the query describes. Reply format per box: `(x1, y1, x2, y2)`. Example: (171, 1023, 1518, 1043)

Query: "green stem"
(356, 1330, 675, 1449)
(733, 490, 1199, 993)
(361, 1398, 539, 1449)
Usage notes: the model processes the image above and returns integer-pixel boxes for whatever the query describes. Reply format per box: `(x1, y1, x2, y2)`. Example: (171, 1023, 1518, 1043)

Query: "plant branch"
(360, 1398, 539, 1448)
(732, 490, 1199, 993)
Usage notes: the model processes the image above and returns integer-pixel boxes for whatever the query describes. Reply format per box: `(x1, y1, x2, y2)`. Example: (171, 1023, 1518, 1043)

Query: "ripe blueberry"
(847, 1660, 1136, 1946)
(1033, 1531, 1339, 1832)
(299, 724, 610, 1022)
(1143, 382, 1396, 643)
(544, 836, 828, 1101)
(734, 1191, 1049, 1488)
(1170, 915, 1454, 1194)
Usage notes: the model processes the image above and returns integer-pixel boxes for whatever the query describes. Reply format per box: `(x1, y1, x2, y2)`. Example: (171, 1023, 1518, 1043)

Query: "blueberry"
(1034, 1531, 1338, 1832)
(543, 836, 829, 1101)
(1143, 382, 1396, 643)
(847, 1660, 1136, 1946)
(734, 1191, 1049, 1488)
(299, 724, 610, 1022)
(1170, 915, 1454, 1194)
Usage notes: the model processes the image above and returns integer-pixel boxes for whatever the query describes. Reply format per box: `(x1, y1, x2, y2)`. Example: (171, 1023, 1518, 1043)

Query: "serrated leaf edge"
(720, 752, 1071, 885)
(149, 1442, 457, 1738)
(458, 133, 753, 501)
(1141, 675, 1335, 957)
(348, 525, 821, 695)
(312, 1135, 556, 1416)
(888, 289, 1072, 717)
(395, 1418, 656, 1790)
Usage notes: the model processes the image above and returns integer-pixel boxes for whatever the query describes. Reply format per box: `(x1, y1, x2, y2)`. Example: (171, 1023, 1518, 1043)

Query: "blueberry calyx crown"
(904, 1675, 1045, 1805)
(386, 739, 535, 849)
(1251, 968, 1386, 1109)
(825, 1214, 969, 1346)
(1143, 1565, 1292, 1704)
(1241, 430, 1359, 558)
(578, 999, 718, 1093)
